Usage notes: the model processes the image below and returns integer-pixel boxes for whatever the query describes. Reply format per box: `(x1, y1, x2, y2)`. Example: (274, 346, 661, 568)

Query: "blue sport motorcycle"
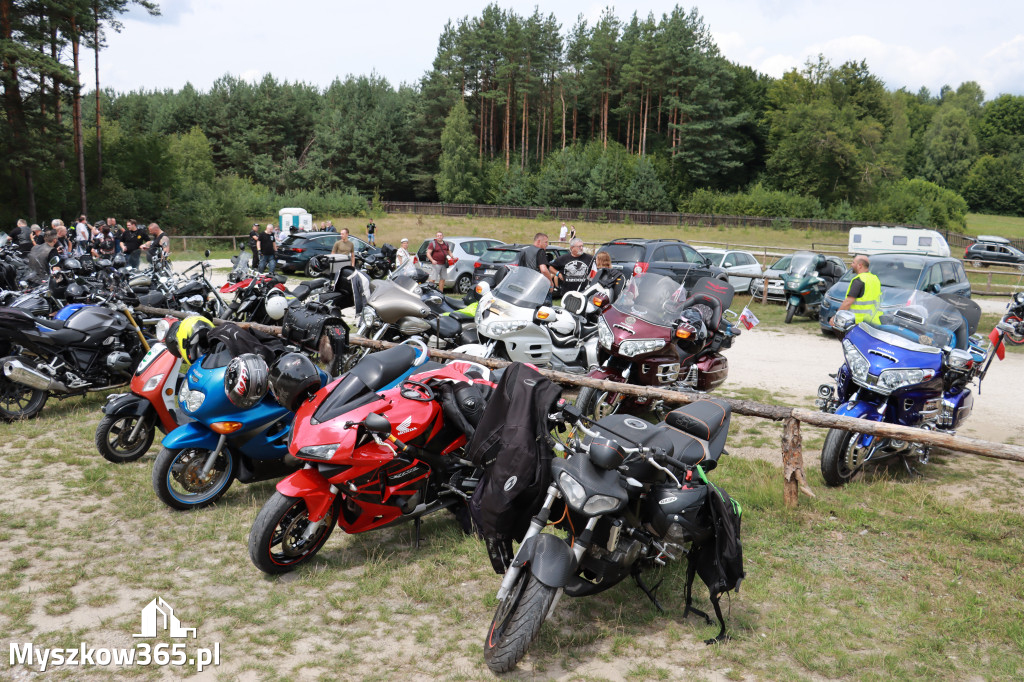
(816, 289, 988, 486)
(151, 340, 430, 510)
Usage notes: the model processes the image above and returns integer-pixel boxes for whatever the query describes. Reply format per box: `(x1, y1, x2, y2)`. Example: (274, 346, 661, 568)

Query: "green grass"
(966, 213, 1024, 239)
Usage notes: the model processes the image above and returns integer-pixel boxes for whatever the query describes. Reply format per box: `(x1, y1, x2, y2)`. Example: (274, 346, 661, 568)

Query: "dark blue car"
(819, 254, 971, 333)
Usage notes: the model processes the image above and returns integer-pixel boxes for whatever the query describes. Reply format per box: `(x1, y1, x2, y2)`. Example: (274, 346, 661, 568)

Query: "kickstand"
(633, 569, 665, 613)
(901, 457, 922, 478)
(413, 517, 422, 549)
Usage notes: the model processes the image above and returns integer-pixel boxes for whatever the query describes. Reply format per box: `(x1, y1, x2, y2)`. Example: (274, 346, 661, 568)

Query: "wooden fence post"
(782, 417, 815, 508)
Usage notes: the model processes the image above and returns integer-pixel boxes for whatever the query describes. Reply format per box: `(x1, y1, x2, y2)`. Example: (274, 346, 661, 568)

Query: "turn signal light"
(536, 310, 551, 320)
(675, 325, 693, 339)
(210, 421, 243, 434)
(591, 293, 610, 310)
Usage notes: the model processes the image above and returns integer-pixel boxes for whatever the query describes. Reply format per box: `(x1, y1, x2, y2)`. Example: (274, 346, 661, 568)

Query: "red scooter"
(248, 344, 493, 574)
(577, 275, 740, 419)
(96, 318, 186, 463)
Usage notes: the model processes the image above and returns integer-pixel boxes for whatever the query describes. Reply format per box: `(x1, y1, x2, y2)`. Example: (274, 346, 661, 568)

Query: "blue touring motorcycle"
(816, 289, 988, 486)
(152, 340, 430, 510)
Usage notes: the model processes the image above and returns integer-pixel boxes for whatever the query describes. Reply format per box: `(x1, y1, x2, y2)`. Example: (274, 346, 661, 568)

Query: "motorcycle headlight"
(583, 494, 622, 515)
(785, 281, 798, 291)
(877, 368, 935, 392)
(296, 443, 339, 461)
(142, 374, 165, 392)
(618, 338, 666, 357)
(362, 306, 378, 327)
(154, 319, 171, 342)
(842, 339, 870, 384)
(482, 319, 528, 336)
(558, 471, 588, 511)
(179, 386, 205, 413)
(597, 316, 613, 349)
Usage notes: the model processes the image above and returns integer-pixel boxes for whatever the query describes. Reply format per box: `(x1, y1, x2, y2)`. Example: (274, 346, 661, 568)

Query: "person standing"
(330, 227, 355, 268)
(518, 232, 555, 304)
(54, 223, 70, 256)
(140, 222, 170, 261)
(568, 224, 576, 241)
(106, 217, 123, 254)
(247, 223, 260, 267)
(550, 238, 594, 298)
(324, 220, 337, 233)
(257, 223, 278, 275)
(426, 231, 451, 290)
(29, 224, 43, 246)
(29, 229, 59, 279)
(7, 218, 27, 244)
(559, 222, 568, 242)
(74, 215, 90, 256)
(121, 220, 147, 268)
(395, 238, 412, 271)
(91, 224, 116, 259)
(366, 219, 376, 246)
(834, 255, 881, 325)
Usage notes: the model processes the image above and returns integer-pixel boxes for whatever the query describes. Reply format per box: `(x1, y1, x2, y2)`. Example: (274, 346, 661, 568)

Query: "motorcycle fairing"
(162, 421, 221, 451)
(276, 467, 336, 522)
(834, 400, 885, 448)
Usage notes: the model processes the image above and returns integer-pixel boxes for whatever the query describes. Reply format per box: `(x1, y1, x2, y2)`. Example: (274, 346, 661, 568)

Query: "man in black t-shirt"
(550, 238, 594, 299)
(517, 232, 555, 305)
(121, 220, 148, 268)
(257, 224, 277, 275)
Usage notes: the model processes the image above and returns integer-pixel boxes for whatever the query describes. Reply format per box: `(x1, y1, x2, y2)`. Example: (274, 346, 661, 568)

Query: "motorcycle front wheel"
(248, 492, 340, 575)
(152, 446, 235, 510)
(95, 412, 156, 463)
(483, 570, 558, 673)
(785, 302, 797, 324)
(820, 428, 867, 487)
(1003, 314, 1024, 346)
(0, 356, 48, 422)
(576, 386, 623, 420)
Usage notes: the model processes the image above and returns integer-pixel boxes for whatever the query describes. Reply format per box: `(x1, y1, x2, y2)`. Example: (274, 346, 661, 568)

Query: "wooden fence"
(137, 304, 1024, 510)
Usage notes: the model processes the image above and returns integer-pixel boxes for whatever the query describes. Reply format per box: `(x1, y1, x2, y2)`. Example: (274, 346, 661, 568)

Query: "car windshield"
(863, 288, 964, 350)
(602, 243, 645, 262)
(838, 258, 924, 289)
(769, 255, 791, 272)
(612, 273, 688, 326)
(702, 252, 725, 267)
(492, 266, 550, 308)
(484, 248, 521, 264)
(787, 252, 821, 277)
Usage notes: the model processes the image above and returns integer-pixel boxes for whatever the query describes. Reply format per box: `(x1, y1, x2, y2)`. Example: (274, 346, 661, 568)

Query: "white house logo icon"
(133, 597, 197, 639)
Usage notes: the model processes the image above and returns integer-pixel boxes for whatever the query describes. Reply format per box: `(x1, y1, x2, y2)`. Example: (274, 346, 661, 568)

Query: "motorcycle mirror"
(204, 249, 211, 258)
(996, 321, 1016, 334)
(832, 310, 857, 332)
(363, 413, 392, 435)
(48, 255, 61, 268)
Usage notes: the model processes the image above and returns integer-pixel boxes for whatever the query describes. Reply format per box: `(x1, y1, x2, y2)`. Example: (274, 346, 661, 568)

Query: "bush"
(868, 178, 968, 230)
(677, 184, 823, 218)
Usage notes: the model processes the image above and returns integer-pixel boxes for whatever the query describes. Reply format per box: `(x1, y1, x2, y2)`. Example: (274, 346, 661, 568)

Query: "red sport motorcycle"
(577, 275, 741, 419)
(248, 344, 493, 574)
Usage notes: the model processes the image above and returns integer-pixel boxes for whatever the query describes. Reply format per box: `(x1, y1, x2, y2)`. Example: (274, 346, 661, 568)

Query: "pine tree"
(436, 99, 480, 203)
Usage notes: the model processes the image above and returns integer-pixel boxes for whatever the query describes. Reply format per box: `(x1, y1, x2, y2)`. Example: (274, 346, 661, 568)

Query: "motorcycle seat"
(443, 295, 464, 310)
(430, 315, 463, 339)
(34, 326, 87, 345)
(663, 398, 731, 458)
(34, 317, 65, 330)
(290, 278, 326, 300)
(348, 344, 418, 391)
(448, 311, 474, 322)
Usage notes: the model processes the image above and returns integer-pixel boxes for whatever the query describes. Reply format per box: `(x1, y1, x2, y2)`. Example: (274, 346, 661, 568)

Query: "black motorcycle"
(481, 399, 739, 672)
(0, 293, 150, 421)
(999, 291, 1024, 346)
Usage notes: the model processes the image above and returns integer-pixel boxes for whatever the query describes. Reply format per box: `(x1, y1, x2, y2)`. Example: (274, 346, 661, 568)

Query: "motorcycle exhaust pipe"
(2, 359, 68, 393)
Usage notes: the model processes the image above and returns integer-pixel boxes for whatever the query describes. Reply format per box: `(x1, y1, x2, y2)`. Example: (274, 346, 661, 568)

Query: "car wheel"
(454, 273, 473, 296)
(971, 259, 984, 268)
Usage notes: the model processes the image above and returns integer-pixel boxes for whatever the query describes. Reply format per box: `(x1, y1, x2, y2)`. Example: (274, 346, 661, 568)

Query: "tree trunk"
(51, 26, 64, 170)
(0, 0, 38, 222)
(504, 81, 511, 169)
(559, 84, 566, 149)
(520, 91, 528, 170)
(641, 88, 650, 156)
(71, 18, 87, 214)
(93, 2, 102, 186)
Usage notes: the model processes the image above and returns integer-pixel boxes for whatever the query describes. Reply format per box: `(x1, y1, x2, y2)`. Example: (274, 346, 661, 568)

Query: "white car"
(414, 237, 505, 295)
(697, 249, 762, 293)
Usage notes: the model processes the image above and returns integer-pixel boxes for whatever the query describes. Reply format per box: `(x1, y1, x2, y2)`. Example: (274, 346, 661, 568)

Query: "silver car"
(415, 237, 505, 295)
(698, 249, 762, 293)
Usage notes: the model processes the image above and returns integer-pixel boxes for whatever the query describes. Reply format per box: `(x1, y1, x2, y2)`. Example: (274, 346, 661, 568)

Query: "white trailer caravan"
(279, 207, 313, 232)
(848, 226, 950, 257)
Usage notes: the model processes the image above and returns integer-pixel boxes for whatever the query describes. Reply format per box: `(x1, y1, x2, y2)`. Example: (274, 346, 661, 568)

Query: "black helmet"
(113, 254, 126, 268)
(589, 437, 626, 470)
(224, 353, 269, 409)
(62, 258, 82, 271)
(269, 352, 321, 412)
(65, 282, 87, 302)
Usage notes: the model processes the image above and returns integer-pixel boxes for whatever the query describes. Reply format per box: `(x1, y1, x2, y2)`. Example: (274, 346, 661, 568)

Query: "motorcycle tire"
(820, 428, 862, 487)
(305, 258, 323, 278)
(152, 445, 235, 510)
(95, 412, 156, 463)
(0, 355, 49, 422)
(484, 570, 558, 673)
(784, 303, 796, 324)
(248, 492, 340, 575)
(576, 386, 622, 421)
(1003, 315, 1024, 346)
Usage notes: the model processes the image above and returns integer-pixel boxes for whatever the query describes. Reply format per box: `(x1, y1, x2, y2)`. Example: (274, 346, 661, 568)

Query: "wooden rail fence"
(138, 304, 1024, 509)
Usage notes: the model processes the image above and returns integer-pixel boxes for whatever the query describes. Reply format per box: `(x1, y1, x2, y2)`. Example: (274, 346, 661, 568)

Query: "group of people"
(245, 219, 381, 276)
(515, 232, 615, 305)
(8, 216, 170, 279)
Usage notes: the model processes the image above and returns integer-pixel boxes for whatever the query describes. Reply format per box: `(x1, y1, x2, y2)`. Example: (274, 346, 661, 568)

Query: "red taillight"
(964, 246, 969, 257)
(290, 248, 304, 253)
(633, 262, 649, 276)
(474, 261, 481, 268)
(413, 256, 419, 264)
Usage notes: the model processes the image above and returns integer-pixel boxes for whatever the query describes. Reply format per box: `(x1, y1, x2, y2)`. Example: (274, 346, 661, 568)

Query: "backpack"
(684, 479, 744, 644)
(466, 363, 562, 573)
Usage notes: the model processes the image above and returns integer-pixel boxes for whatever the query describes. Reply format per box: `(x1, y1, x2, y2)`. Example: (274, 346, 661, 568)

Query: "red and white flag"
(739, 307, 760, 330)
(989, 327, 1006, 361)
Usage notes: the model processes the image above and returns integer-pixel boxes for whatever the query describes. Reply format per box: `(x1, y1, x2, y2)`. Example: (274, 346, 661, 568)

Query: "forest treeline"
(3, 2, 1024, 233)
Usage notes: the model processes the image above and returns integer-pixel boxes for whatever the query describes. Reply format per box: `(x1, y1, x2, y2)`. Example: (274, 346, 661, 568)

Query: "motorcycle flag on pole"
(989, 327, 1006, 360)
(739, 307, 760, 330)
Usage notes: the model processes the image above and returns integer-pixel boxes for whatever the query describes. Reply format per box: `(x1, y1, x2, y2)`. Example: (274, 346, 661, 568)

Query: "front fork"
(200, 434, 228, 478)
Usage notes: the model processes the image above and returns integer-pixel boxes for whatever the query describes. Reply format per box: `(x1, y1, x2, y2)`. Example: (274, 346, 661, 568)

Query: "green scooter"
(780, 251, 831, 324)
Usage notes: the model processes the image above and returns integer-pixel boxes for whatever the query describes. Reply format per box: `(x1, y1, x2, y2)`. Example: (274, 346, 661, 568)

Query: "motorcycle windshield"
(612, 273, 687, 327)
(861, 288, 966, 350)
(493, 266, 549, 308)
(786, 252, 820, 277)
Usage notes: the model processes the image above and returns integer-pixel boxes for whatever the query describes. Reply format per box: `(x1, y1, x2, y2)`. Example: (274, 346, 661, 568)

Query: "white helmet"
(265, 293, 289, 321)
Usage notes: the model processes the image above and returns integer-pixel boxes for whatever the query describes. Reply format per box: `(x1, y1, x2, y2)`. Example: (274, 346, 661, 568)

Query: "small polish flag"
(989, 327, 1006, 361)
(739, 307, 760, 330)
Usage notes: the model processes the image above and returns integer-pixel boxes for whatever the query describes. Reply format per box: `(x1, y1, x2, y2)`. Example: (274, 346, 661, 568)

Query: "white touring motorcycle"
(457, 266, 599, 373)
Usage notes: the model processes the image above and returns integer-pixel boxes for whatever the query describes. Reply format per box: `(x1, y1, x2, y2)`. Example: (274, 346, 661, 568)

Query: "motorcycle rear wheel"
(785, 303, 797, 324)
(0, 356, 48, 422)
(484, 570, 558, 673)
(576, 386, 622, 420)
(249, 492, 340, 575)
(95, 412, 156, 463)
(820, 428, 865, 487)
(152, 446, 235, 510)
(1003, 314, 1024, 346)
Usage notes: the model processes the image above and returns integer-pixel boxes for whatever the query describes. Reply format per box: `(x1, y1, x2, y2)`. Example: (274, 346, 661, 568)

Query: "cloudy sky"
(94, 0, 1024, 99)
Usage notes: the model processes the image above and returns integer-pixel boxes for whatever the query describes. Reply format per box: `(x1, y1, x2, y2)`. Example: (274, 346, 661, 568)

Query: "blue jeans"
(259, 254, 277, 275)
(127, 249, 141, 269)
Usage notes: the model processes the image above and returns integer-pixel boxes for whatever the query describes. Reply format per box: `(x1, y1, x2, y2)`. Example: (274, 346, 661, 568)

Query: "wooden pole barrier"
(782, 418, 814, 507)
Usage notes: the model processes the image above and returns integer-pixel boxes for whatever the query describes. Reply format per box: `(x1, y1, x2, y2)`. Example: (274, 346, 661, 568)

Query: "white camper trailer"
(848, 226, 950, 258)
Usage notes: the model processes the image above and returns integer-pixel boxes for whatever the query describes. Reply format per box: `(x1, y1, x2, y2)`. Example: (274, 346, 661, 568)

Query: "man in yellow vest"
(833, 254, 882, 325)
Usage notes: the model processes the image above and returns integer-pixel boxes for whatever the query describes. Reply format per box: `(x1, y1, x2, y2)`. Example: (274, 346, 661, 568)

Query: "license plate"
(484, 269, 496, 275)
